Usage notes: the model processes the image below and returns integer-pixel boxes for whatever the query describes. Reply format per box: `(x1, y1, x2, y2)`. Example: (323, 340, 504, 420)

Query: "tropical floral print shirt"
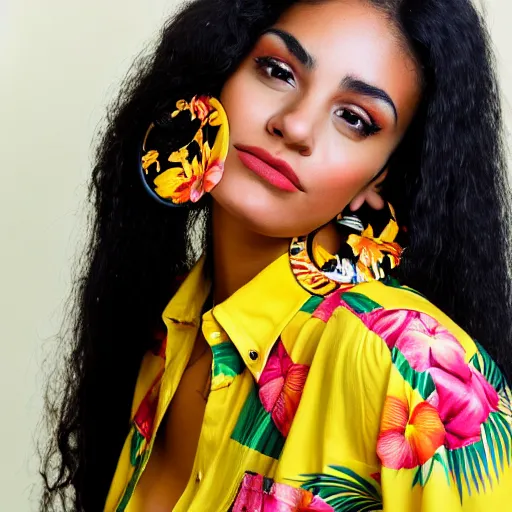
(105, 253, 512, 511)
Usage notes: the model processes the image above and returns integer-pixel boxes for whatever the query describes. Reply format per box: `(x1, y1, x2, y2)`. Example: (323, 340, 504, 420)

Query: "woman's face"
(212, 0, 422, 237)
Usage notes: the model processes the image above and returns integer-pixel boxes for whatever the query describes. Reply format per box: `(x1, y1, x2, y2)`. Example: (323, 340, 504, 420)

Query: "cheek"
(220, 72, 273, 137)
(309, 152, 376, 205)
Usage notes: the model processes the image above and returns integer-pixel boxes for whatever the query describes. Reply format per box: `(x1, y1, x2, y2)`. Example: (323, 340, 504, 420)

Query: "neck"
(210, 201, 290, 304)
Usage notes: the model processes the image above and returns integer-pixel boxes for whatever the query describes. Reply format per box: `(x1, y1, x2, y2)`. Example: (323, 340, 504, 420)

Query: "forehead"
(270, 0, 421, 126)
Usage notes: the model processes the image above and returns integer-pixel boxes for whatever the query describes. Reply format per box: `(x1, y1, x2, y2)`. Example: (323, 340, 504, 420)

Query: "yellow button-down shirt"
(105, 253, 512, 511)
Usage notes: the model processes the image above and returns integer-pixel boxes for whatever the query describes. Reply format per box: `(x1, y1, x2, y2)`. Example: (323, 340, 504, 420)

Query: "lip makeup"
(235, 145, 303, 192)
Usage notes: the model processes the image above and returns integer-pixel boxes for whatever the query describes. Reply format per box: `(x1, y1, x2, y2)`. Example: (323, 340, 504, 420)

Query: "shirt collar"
(212, 252, 312, 381)
(161, 255, 211, 329)
(161, 252, 312, 381)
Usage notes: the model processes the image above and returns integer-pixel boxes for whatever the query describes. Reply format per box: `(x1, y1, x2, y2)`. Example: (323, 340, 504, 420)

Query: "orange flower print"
(141, 149, 160, 174)
(190, 136, 225, 201)
(190, 95, 211, 121)
(172, 95, 211, 122)
(365, 309, 500, 451)
(153, 166, 192, 204)
(259, 340, 310, 437)
(377, 395, 446, 469)
(347, 224, 402, 281)
(153, 96, 229, 204)
(344, 205, 402, 281)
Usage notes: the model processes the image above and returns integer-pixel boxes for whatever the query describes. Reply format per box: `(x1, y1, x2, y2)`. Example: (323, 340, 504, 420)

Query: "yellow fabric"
(105, 253, 512, 511)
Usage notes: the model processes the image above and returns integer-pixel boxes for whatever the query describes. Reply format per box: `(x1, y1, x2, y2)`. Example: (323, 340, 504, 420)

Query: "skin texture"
(211, 0, 422, 304)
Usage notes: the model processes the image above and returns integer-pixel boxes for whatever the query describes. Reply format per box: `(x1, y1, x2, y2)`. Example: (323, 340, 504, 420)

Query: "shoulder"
(323, 279, 512, 444)
(342, 283, 512, 500)
(316, 278, 508, 408)
(308, 278, 511, 415)
(320, 278, 479, 363)
(311, 281, 512, 478)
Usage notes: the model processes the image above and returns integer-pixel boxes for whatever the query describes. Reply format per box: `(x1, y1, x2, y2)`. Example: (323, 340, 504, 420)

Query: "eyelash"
(254, 56, 382, 138)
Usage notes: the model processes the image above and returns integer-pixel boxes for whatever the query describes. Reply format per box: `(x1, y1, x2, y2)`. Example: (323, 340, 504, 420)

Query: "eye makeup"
(256, 28, 399, 126)
(254, 53, 382, 138)
(334, 107, 381, 137)
(254, 56, 296, 87)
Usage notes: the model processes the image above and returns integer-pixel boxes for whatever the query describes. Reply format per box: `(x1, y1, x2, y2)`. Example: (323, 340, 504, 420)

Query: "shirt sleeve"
(366, 307, 512, 511)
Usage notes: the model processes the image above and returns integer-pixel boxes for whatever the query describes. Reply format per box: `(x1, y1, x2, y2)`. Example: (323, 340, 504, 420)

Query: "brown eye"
(334, 107, 381, 137)
(255, 57, 296, 87)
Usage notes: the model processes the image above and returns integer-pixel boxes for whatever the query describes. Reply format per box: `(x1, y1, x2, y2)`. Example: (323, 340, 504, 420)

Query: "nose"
(266, 98, 316, 156)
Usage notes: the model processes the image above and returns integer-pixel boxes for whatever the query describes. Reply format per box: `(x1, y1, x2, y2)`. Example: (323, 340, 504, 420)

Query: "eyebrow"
(262, 28, 315, 69)
(261, 28, 398, 123)
(340, 75, 398, 123)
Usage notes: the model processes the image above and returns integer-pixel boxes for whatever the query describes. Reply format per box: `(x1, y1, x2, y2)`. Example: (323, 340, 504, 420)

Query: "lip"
(234, 144, 304, 192)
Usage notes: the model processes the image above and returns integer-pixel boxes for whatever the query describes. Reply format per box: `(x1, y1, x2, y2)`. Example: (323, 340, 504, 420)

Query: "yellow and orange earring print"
(289, 203, 403, 296)
(140, 96, 229, 206)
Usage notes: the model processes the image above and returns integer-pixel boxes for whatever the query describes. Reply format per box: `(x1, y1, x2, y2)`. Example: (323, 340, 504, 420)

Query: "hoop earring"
(289, 203, 403, 296)
(139, 95, 229, 206)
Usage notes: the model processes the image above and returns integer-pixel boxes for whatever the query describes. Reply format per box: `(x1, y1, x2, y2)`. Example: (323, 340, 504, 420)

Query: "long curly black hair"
(40, 0, 512, 509)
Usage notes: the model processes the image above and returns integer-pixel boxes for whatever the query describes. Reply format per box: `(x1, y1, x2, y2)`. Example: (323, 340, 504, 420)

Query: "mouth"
(234, 144, 304, 193)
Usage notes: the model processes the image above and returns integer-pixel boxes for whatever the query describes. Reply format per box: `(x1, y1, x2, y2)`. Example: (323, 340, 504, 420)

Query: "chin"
(211, 166, 335, 237)
(211, 185, 299, 239)
(212, 192, 322, 240)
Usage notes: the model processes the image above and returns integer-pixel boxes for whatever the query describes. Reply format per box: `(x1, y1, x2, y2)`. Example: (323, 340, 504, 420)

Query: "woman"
(41, 0, 512, 510)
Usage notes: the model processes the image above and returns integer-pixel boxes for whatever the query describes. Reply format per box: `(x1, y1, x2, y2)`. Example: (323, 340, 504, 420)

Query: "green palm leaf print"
(299, 465, 382, 512)
(412, 344, 512, 499)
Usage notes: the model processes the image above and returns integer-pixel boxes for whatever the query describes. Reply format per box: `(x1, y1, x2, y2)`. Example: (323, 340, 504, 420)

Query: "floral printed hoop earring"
(139, 95, 229, 206)
(289, 203, 404, 296)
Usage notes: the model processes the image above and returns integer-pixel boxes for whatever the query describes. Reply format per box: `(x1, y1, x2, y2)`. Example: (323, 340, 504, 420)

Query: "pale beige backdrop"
(0, 0, 510, 510)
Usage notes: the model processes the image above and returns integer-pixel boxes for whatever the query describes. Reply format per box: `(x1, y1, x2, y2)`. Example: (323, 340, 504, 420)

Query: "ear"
(349, 169, 388, 212)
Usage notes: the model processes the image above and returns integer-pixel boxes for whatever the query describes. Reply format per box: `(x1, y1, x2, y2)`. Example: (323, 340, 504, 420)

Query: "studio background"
(0, 0, 510, 509)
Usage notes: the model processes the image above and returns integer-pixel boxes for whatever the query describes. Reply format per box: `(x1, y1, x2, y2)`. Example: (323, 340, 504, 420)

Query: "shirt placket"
(188, 313, 241, 492)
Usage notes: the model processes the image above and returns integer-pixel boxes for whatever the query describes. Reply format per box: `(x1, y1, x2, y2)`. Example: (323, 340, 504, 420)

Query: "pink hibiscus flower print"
(259, 341, 310, 437)
(367, 309, 500, 451)
(232, 473, 333, 512)
(364, 309, 469, 377)
(428, 365, 499, 449)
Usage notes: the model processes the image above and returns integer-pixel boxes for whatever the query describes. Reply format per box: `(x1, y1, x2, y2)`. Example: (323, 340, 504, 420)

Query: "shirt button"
(196, 471, 203, 483)
(249, 350, 259, 361)
(210, 331, 221, 340)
